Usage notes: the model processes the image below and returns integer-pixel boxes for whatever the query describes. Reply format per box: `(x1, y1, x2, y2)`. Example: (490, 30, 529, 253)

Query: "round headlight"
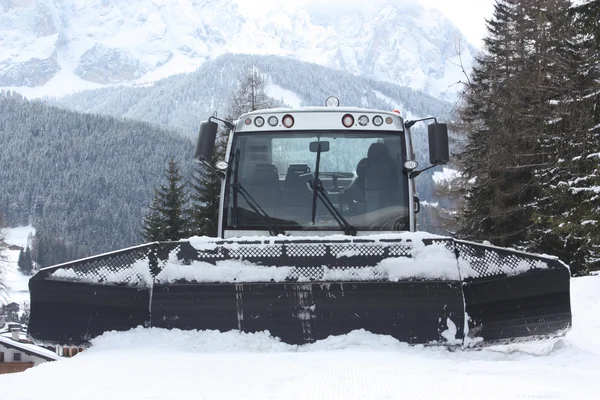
(372, 115, 383, 126)
(268, 116, 278, 126)
(282, 114, 295, 128)
(342, 114, 354, 128)
(245, 118, 252, 125)
(325, 96, 340, 107)
(358, 115, 369, 126)
(254, 116, 265, 127)
(215, 160, 229, 171)
(404, 160, 419, 170)
(385, 117, 393, 125)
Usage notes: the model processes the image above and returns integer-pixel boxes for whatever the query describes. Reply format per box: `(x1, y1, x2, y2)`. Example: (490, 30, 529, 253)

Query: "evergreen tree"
(530, 0, 600, 274)
(17, 249, 25, 272)
(228, 64, 279, 116)
(0, 302, 20, 323)
(24, 246, 33, 274)
(142, 158, 190, 241)
(456, 0, 573, 249)
(18, 246, 34, 275)
(29, 231, 90, 268)
(141, 197, 166, 242)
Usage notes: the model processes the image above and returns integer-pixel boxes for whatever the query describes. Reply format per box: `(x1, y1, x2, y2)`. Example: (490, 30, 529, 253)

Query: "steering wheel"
(318, 172, 354, 191)
(318, 172, 354, 179)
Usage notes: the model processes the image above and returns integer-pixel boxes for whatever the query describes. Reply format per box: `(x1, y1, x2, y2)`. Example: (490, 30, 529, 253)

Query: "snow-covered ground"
(1, 226, 35, 307)
(0, 268, 598, 399)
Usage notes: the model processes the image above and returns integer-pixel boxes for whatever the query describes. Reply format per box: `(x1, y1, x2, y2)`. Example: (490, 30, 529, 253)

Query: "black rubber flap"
(455, 240, 573, 343)
(463, 268, 572, 342)
(28, 279, 150, 346)
(151, 281, 465, 345)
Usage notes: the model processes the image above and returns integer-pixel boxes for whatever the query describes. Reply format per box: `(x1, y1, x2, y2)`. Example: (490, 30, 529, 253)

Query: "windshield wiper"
(231, 149, 285, 236)
(310, 142, 356, 236)
(308, 179, 357, 236)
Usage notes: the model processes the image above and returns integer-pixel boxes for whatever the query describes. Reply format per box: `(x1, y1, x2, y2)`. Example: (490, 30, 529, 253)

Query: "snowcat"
(27, 98, 572, 348)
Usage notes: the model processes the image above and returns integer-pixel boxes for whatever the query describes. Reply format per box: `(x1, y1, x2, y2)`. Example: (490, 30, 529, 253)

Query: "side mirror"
(194, 120, 218, 163)
(428, 123, 449, 165)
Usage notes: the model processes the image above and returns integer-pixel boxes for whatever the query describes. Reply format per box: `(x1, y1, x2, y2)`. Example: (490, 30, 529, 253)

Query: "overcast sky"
(418, 0, 495, 46)
(235, 0, 496, 47)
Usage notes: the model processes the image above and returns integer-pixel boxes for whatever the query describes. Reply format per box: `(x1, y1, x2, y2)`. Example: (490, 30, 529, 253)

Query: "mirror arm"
(209, 115, 235, 130)
(405, 116, 438, 129)
(201, 160, 225, 179)
(408, 163, 438, 179)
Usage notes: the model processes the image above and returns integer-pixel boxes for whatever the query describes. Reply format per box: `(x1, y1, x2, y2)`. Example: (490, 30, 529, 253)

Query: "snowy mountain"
(0, 0, 476, 100)
(52, 53, 453, 142)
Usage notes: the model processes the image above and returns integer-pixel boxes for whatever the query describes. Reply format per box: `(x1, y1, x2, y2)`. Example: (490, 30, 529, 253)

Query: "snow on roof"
(0, 334, 61, 361)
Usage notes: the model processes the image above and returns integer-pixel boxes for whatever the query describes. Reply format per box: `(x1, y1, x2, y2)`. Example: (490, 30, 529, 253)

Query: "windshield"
(225, 130, 409, 232)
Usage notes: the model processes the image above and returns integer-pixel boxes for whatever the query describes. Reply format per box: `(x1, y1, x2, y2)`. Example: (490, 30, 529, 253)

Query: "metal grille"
(288, 266, 324, 281)
(35, 237, 565, 286)
(331, 244, 385, 257)
(195, 248, 228, 259)
(387, 244, 412, 257)
(286, 265, 386, 281)
(455, 241, 553, 278)
(287, 244, 327, 257)
(43, 243, 181, 287)
(229, 245, 282, 259)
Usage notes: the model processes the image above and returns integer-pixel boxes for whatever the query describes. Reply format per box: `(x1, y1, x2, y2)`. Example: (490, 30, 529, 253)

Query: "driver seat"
(364, 143, 397, 213)
(280, 164, 313, 222)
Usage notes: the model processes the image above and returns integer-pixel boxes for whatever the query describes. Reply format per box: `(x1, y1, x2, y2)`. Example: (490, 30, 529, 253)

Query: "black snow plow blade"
(27, 236, 572, 347)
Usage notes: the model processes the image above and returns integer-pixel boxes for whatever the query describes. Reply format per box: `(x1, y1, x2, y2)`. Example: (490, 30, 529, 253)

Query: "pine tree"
(141, 197, 166, 241)
(456, 0, 573, 249)
(17, 249, 25, 273)
(24, 246, 33, 274)
(18, 246, 34, 275)
(530, 0, 600, 274)
(228, 64, 278, 117)
(188, 65, 278, 237)
(142, 158, 190, 241)
(29, 231, 90, 268)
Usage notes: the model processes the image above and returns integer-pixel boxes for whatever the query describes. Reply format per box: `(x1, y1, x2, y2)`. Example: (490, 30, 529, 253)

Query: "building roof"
(0, 334, 61, 362)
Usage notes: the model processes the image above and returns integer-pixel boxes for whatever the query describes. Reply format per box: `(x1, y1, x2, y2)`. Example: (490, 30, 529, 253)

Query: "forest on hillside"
(0, 92, 194, 257)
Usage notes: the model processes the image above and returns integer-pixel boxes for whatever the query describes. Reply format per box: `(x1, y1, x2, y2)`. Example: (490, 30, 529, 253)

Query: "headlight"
(215, 160, 229, 171)
(404, 160, 419, 170)
(342, 114, 354, 128)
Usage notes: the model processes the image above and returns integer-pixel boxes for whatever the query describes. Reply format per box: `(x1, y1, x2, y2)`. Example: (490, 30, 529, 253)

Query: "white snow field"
(0, 272, 598, 399)
(2, 225, 35, 306)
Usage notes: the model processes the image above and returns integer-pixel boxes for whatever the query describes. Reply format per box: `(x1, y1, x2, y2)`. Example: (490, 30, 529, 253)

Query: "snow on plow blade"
(27, 236, 572, 347)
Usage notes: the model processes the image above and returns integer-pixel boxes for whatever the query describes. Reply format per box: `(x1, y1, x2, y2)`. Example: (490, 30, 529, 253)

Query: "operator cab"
(223, 106, 411, 237)
(195, 97, 449, 239)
